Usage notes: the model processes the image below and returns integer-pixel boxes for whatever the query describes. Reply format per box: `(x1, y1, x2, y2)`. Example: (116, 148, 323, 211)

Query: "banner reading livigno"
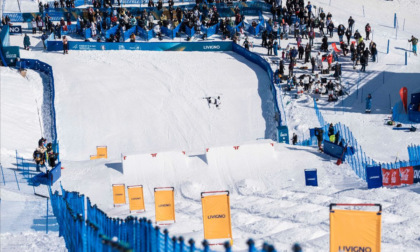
(330, 205, 381, 252)
(128, 185, 145, 212)
(201, 191, 233, 245)
(112, 184, 126, 206)
(154, 187, 175, 223)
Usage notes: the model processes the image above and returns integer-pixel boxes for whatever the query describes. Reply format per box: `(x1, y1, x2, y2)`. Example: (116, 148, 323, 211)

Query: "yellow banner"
(154, 188, 175, 223)
(128, 186, 145, 212)
(112, 184, 126, 206)
(201, 192, 232, 243)
(97, 146, 107, 159)
(330, 209, 381, 252)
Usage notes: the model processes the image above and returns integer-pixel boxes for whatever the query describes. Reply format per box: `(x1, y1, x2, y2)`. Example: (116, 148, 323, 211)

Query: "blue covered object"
(366, 166, 382, 189)
(408, 92, 420, 123)
(304, 169, 318, 186)
(323, 141, 346, 161)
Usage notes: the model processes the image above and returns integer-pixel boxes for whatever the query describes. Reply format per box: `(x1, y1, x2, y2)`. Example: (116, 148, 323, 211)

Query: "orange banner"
(128, 185, 145, 212)
(112, 184, 126, 206)
(330, 209, 381, 252)
(201, 192, 233, 244)
(154, 188, 175, 223)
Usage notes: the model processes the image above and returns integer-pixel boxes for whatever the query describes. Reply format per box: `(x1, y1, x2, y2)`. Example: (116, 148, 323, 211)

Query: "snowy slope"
(0, 68, 66, 251)
(21, 50, 275, 161)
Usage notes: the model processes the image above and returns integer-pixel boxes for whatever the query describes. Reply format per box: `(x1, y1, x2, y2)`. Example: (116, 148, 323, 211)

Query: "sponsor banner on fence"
(128, 185, 145, 212)
(414, 165, 420, 183)
(201, 191, 232, 244)
(400, 166, 414, 184)
(2, 46, 20, 65)
(382, 168, 401, 187)
(154, 188, 175, 223)
(0, 25, 22, 35)
(112, 184, 126, 206)
(330, 209, 381, 252)
(366, 166, 382, 189)
(47, 41, 233, 52)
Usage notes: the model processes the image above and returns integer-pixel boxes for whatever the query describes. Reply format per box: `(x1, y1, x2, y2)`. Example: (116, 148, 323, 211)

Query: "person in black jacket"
(360, 55, 367, 72)
(345, 28, 352, 45)
(327, 21, 334, 38)
(298, 44, 304, 60)
(348, 16, 355, 33)
(304, 44, 311, 63)
(311, 56, 316, 73)
(279, 60, 285, 76)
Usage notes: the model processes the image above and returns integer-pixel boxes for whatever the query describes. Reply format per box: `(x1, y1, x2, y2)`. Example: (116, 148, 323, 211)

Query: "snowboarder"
(23, 34, 31, 50)
(408, 35, 418, 56)
(205, 96, 221, 108)
(365, 94, 372, 113)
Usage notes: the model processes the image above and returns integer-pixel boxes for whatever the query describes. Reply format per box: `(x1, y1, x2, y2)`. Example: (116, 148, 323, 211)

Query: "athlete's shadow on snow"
(105, 162, 123, 174)
(229, 53, 277, 140)
(317, 71, 420, 116)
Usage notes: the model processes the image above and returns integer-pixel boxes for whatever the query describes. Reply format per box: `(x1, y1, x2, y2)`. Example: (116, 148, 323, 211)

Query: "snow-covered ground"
(2, 0, 420, 251)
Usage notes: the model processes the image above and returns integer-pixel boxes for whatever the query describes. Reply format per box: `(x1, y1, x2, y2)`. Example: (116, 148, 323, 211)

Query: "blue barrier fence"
(308, 98, 420, 180)
(3, 2, 272, 22)
(408, 144, 420, 162)
(50, 186, 275, 252)
(312, 98, 375, 180)
(232, 43, 287, 141)
(20, 59, 59, 154)
(161, 23, 181, 39)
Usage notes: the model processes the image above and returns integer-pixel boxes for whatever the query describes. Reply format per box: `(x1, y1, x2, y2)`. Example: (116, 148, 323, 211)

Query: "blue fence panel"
(124, 26, 137, 41)
(185, 26, 195, 37)
(138, 26, 154, 41)
(105, 25, 119, 39)
(83, 28, 92, 39)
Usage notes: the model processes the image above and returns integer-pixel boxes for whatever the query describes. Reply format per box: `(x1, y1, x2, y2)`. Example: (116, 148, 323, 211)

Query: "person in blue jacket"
(273, 40, 278, 56)
(365, 93, 372, 113)
(23, 33, 31, 50)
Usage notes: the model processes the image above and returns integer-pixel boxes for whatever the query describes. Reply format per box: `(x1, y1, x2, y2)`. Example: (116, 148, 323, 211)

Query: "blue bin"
(305, 169, 318, 186)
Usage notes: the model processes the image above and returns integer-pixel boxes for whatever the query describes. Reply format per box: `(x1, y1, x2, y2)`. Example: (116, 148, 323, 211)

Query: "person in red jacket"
(327, 54, 333, 70)
(365, 23, 371, 40)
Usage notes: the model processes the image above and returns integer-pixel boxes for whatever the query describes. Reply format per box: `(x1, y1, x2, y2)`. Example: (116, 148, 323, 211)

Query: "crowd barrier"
(307, 98, 420, 184)
(3, 1, 271, 22)
(20, 58, 60, 154)
(232, 43, 287, 141)
(310, 98, 375, 180)
(50, 186, 275, 252)
(408, 144, 420, 162)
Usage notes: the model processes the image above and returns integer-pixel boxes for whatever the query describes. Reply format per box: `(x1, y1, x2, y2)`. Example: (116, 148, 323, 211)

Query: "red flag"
(399, 87, 408, 113)
(399, 166, 414, 184)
